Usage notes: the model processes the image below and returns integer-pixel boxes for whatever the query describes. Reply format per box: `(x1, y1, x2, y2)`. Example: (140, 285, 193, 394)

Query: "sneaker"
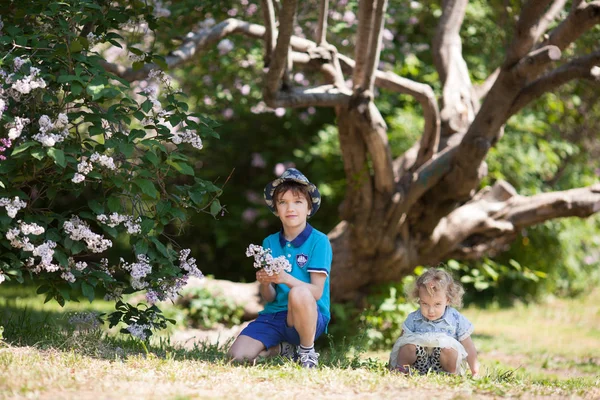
(298, 348, 319, 369)
(279, 342, 298, 361)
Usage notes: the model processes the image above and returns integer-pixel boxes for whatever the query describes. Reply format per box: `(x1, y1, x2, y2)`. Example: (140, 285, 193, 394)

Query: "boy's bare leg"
(258, 345, 280, 358)
(227, 335, 266, 363)
(395, 344, 417, 368)
(286, 286, 317, 346)
(439, 348, 458, 373)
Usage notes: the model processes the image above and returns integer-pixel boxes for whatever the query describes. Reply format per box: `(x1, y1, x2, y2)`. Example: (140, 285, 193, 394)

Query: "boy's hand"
(256, 269, 289, 285)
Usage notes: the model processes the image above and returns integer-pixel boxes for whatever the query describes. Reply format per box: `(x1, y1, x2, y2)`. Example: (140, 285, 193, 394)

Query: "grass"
(1, 284, 599, 399)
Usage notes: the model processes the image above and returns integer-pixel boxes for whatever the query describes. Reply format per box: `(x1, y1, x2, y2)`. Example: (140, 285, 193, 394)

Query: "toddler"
(389, 268, 479, 376)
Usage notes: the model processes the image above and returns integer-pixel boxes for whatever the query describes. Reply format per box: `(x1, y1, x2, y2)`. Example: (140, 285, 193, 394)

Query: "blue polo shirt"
(260, 224, 333, 324)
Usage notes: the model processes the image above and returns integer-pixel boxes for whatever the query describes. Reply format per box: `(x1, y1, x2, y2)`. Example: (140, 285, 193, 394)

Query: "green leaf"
(210, 199, 222, 217)
(189, 190, 205, 206)
(37, 284, 51, 294)
(132, 61, 144, 71)
(103, 225, 118, 238)
(156, 201, 171, 216)
(134, 178, 159, 199)
(140, 218, 155, 234)
(81, 281, 95, 302)
(135, 239, 148, 255)
(11, 141, 37, 156)
(71, 241, 87, 255)
(107, 196, 122, 212)
(71, 82, 83, 96)
(119, 142, 135, 158)
(167, 160, 194, 176)
(54, 249, 69, 267)
(69, 38, 84, 53)
(88, 199, 104, 215)
(47, 148, 66, 168)
(141, 99, 153, 113)
(87, 83, 105, 100)
(150, 237, 170, 258)
(144, 151, 159, 166)
(44, 292, 54, 304)
(58, 288, 71, 301)
(166, 160, 195, 176)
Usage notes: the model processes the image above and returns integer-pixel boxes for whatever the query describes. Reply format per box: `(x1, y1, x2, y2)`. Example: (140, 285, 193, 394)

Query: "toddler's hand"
(470, 364, 480, 379)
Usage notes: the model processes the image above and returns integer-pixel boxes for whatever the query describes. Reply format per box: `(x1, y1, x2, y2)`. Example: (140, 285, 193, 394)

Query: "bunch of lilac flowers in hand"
(246, 244, 292, 276)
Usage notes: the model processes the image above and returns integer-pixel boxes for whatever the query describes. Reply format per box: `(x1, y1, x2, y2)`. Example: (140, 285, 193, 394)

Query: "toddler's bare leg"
(439, 347, 458, 373)
(395, 344, 417, 368)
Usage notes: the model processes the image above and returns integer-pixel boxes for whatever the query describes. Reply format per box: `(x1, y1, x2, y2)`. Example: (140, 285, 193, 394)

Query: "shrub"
(0, 0, 221, 338)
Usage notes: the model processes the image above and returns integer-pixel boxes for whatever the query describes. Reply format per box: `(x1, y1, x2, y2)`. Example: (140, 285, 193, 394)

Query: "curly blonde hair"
(408, 268, 465, 308)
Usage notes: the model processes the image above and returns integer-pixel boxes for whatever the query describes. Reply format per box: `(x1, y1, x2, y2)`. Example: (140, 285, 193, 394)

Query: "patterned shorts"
(412, 345, 443, 375)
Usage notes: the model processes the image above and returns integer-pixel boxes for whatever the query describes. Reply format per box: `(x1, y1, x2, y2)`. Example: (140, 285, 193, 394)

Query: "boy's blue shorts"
(240, 310, 328, 349)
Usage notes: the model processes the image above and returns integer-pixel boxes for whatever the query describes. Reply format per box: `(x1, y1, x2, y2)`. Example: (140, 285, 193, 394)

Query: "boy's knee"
(288, 286, 314, 304)
(227, 348, 252, 363)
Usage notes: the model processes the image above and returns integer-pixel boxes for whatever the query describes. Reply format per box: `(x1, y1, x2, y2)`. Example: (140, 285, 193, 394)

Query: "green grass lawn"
(1, 284, 599, 399)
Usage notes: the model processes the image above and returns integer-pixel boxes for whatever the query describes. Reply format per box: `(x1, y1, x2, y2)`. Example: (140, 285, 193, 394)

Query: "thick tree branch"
(497, 183, 600, 225)
(376, 71, 440, 171)
(424, 181, 600, 261)
(542, 1, 600, 51)
(475, 1, 566, 102)
(384, 145, 459, 241)
(264, 0, 298, 101)
(353, 0, 376, 90)
(433, 0, 468, 83)
(430, 39, 553, 213)
(364, 0, 388, 93)
(432, 0, 474, 135)
(100, 19, 273, 81)
(533, 0, 570, 42)
(357, 102, 395, 197)
(260, 0, 277, 67)
(508, 51, 600, 117)
(512, 45, 562, 80)
(269, 85, 352, 108)
(503, 0, 555, 68)
(422, 180, 517, 259)
(316, 0, 329, 45)
(338, 54, 440, 172)
(472, 68, 500, 101)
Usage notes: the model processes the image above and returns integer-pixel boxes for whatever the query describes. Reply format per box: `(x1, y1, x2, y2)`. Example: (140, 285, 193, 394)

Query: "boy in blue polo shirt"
(227, 168, 332, 368)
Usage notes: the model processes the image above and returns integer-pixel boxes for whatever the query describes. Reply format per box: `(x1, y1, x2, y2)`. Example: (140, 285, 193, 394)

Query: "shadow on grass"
(0, 304, 232, 360)
(0, 303, 383, 372)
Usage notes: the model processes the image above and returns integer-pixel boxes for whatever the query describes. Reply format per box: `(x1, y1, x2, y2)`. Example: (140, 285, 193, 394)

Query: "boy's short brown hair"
(273, 181, 312, 208)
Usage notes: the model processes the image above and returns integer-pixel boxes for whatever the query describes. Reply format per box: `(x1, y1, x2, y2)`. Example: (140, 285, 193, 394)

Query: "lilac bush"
(0, 0, 222, 338)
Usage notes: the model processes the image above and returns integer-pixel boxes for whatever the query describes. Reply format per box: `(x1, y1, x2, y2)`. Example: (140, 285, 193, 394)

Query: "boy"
(227, 168, 332, 368)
